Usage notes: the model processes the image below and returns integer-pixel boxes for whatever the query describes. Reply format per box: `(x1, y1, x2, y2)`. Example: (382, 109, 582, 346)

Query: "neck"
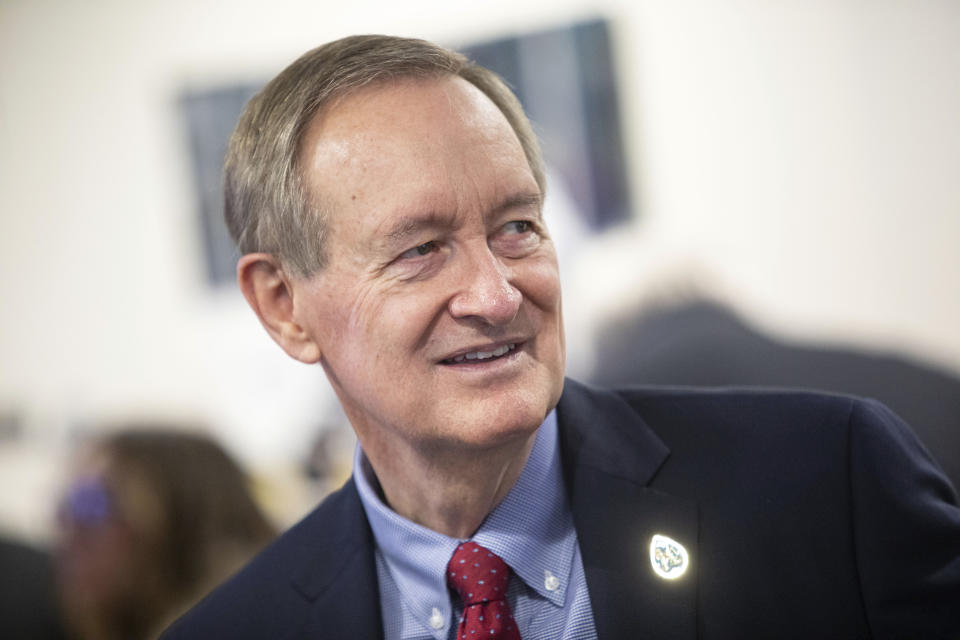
(360, 429, 539, 539)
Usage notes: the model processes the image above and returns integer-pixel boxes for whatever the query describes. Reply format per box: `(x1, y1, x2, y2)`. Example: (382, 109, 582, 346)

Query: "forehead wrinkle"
(491, 192, 543, 219)
(381, 209, 458, 246)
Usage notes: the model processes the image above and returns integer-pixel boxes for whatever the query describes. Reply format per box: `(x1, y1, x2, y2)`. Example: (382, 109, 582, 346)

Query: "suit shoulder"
(613, 382, 857, 410)
(611, 384, 944, 467)
(161, 481, 367, 639)
(608, 382, 955, 501)
(608, 382, 864, 432)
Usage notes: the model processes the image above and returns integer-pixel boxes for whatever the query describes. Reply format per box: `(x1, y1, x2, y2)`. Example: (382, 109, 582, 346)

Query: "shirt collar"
(353, 410, 577, 636)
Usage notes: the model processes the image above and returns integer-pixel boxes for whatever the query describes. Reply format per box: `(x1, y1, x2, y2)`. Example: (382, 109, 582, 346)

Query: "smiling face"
(290, 75, 565, 455)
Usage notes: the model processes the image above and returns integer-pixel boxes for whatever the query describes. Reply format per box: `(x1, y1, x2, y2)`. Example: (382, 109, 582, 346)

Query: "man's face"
(292, 76, 565, 455)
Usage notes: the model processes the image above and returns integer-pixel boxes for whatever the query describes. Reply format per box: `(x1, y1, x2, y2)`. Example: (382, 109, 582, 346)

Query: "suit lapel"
(288, 481, 385, 640)
(558, 379, 698, 640)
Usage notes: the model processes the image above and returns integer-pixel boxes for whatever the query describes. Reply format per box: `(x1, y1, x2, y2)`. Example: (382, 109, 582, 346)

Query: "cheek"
(520, 256, 563, 312)
(520, 257, 565, 367)
(310, 273, 385, 345)
(336, 284, 435, 368)
(343, 284, 384, 337)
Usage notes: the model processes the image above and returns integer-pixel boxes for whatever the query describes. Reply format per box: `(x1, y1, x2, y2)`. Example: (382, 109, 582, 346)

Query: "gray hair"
(224, 34, 545, 275)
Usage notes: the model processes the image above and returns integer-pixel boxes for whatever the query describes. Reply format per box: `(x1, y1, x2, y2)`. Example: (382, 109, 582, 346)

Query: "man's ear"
(237, 253, 321, 364)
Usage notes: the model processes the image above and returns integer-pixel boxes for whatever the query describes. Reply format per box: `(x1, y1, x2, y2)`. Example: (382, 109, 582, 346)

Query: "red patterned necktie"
(447, 542, 522, 640)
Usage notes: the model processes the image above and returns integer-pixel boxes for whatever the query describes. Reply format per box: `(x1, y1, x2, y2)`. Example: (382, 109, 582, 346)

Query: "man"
(163, 35, 960, 639)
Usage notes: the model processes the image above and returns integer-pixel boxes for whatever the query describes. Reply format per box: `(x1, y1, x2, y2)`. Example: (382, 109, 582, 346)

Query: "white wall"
(621, 0, 960, 362)
(2, 0, 958, 539)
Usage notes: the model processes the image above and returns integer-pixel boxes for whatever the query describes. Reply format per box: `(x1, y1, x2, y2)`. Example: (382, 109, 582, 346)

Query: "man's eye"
(399, 241, 437, 260)
(504, 220, 532, 234)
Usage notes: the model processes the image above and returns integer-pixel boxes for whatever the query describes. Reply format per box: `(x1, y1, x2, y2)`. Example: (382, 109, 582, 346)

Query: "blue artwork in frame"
(461, 19, 631, 231)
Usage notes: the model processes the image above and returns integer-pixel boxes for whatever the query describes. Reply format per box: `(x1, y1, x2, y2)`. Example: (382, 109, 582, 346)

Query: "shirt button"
(429, 607, 444, 630)
(544, 570, 560, 591)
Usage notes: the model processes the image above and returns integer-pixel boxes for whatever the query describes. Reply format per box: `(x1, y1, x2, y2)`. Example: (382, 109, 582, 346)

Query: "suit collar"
(556, 378, 670, 486)
(557, 379, 699, 640)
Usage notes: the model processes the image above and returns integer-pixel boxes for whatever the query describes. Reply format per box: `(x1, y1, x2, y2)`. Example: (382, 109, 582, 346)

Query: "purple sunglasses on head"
(58, 476, 114, 527)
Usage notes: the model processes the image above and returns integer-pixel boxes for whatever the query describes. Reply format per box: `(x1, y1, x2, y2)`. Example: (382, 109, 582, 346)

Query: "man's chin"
(433, 385, 558, 447)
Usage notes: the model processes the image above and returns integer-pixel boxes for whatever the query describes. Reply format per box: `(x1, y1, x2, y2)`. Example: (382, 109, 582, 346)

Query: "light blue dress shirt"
(354, 411, 598, 640)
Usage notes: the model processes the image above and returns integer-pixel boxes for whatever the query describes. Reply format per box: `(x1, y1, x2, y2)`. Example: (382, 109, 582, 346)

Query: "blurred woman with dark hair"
(54, 428, 277, 640)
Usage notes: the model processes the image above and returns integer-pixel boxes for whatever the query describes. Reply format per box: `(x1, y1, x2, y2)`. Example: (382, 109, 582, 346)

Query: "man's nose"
(447, 246, 522, 326)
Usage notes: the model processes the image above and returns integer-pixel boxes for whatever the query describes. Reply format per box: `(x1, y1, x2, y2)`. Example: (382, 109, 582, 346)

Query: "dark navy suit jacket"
(162, 379, 960, 639)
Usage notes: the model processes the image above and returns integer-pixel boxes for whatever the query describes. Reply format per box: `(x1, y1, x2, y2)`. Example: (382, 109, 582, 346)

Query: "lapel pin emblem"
(650, 534, 689, 580)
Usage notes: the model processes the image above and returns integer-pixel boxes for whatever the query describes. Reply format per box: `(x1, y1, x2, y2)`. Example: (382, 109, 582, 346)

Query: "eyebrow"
(383, 192, 543, 245)
(385, 211, 455, 245)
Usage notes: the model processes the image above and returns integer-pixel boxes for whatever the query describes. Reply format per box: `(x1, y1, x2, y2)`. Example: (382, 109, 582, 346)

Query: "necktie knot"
(447, 542, 511, 605)
(446, 542, 521, 639)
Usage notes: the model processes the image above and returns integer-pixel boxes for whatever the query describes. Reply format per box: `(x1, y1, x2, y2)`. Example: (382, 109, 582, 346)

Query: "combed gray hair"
(224, 34, 546, 275)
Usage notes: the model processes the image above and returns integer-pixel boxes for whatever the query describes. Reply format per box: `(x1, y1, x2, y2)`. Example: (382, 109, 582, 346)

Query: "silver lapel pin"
(650, 533, 689, 580)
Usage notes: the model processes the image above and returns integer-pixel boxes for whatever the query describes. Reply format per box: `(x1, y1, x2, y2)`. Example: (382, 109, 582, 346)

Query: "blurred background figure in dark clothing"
(54, 428, 276, 640)
(1, 536, 67, 640)
(591, 299, 960, 489)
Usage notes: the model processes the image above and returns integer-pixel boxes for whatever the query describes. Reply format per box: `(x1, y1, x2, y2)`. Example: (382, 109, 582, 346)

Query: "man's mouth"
(441, 343, 518, 365)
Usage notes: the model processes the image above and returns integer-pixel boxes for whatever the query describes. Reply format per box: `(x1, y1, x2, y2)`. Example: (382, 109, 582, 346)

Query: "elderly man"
(163, 36, 960, 639)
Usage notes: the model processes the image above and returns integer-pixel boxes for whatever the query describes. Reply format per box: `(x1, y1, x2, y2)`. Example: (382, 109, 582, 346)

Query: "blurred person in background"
(55, 428, 276, 640)
(1, 535, 67, 640)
